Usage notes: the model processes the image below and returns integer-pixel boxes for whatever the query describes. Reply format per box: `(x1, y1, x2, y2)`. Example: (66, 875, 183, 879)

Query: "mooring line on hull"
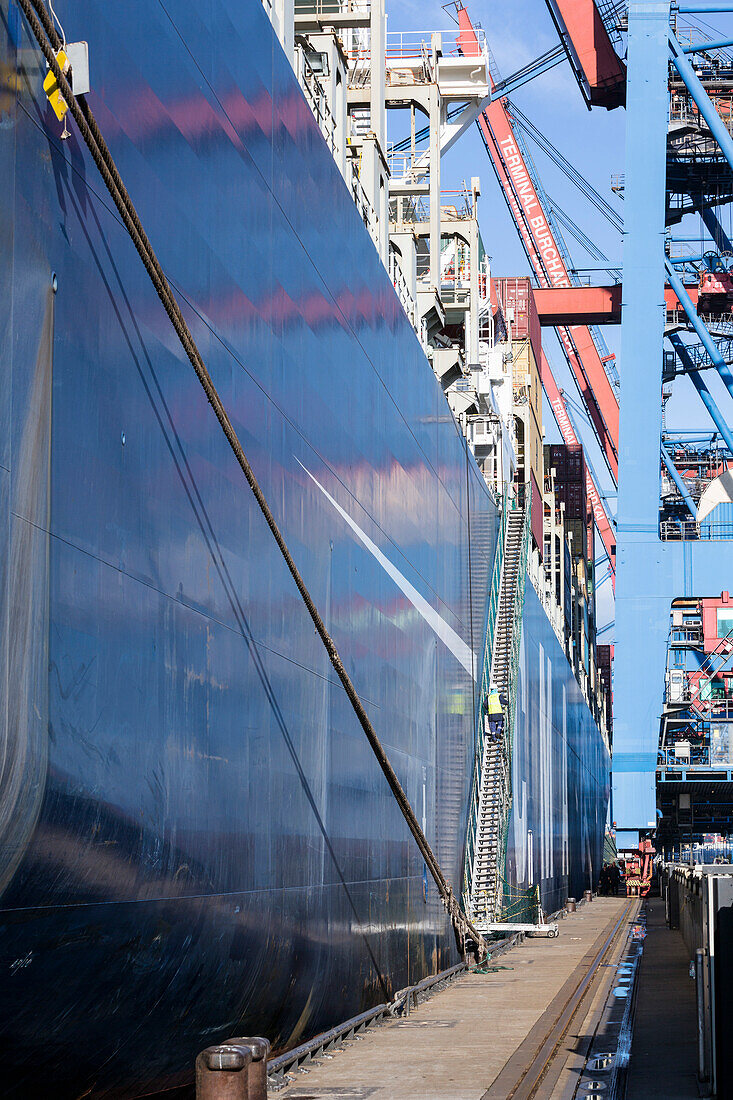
(57, 171, 394, 999)
(19, 0, 488, 960)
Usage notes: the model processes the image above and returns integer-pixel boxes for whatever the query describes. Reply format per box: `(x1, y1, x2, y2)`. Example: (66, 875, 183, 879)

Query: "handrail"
(294, 0, 370, 15)
(496, 497, 531, 920)
(350, 160, 378, 243)
(660, 518, 733, 540)
(659, 744, 733, 768)
(388, 247, 417, 327)
(295, 44, 337, 153)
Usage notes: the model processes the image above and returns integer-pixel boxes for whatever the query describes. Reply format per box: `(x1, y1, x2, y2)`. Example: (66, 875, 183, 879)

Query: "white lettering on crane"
(551, 397, 578, 447)
(499, 134, 569, 288)
(496, 116, 614, 552)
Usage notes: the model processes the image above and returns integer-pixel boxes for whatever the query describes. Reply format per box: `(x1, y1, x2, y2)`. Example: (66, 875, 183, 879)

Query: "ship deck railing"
(347, 27, 489, 85)
(294, 0, 371, 24)
(295, 44, 337, 153)
(388, 247, 417, 326)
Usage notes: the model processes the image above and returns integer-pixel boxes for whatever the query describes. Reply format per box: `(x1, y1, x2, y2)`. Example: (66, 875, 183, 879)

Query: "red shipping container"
(496, 276, 542, 370)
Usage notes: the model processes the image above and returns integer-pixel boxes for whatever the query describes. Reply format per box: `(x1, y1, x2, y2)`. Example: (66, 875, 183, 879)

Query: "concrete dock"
(276, 897, 631, 1099)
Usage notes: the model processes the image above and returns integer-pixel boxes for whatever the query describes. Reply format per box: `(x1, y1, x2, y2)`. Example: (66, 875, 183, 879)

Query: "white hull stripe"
(298, 460, 477, 680)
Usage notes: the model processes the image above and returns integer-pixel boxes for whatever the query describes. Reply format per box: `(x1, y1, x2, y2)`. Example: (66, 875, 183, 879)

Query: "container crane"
(455, 3, 621, 487)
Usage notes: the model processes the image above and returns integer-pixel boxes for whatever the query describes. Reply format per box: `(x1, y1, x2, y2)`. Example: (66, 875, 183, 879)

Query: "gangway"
(466, 505, 529, 930)
(482, 921, 559, 937)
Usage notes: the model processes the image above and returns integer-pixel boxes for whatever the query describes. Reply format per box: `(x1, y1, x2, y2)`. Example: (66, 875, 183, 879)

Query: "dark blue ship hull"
(0, 0, 608, 1095)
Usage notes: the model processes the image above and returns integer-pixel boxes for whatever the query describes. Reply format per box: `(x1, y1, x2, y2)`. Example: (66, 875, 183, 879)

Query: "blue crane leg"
(613, 0, 671, 849)
(670, 33, 733, 174)
(669, 334, 733, 455)
(665, 260, 733, 402)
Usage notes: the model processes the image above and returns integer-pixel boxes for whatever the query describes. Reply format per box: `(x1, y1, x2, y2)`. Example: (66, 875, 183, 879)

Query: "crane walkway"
(276, 897, 632, 1100)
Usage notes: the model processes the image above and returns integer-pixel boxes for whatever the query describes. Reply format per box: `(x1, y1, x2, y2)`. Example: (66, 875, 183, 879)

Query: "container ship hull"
(0, 1, 608, 1094)
(509, 584, 610, 916)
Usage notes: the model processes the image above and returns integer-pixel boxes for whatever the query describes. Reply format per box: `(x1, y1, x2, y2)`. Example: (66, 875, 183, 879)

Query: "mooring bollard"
(566, 897, 576, 913)
(225, 1037, 271, 1100)
(584, 890, 593, 903)
(195, 1044, 252, 1100)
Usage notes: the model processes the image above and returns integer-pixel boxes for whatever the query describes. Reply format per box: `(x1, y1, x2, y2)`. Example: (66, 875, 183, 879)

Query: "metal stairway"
(464, 503, 528, 930)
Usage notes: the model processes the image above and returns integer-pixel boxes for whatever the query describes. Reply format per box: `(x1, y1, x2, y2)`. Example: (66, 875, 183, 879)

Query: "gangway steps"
(469, 507, 525, 923)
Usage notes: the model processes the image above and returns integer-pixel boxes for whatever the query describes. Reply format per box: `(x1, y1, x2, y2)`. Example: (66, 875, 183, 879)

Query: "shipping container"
(496, 276, 542, 370)
(567, 517, 588, 561)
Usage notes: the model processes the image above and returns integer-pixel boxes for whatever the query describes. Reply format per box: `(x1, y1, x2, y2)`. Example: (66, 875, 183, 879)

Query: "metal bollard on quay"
(566, 897, 576, 913)
(583, 890, 593, 903)
(195, 1037, 270, 1100)
(225, 1037, 270, 1100)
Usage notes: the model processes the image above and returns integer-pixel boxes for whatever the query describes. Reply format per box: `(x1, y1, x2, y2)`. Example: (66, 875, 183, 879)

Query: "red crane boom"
(544, 0, 626, 110)
(456, 4, 620, 485)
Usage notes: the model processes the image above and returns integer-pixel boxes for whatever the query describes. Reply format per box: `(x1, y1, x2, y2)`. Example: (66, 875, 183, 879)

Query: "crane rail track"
(482, 900, 637, 1100)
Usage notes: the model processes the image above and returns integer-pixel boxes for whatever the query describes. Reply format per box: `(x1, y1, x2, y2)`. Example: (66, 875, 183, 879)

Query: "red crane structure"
(541, 353, 617, 583)
(544, 0, 626, 110)
(455, 4, 620, 485)
(454, 3, 618, 577)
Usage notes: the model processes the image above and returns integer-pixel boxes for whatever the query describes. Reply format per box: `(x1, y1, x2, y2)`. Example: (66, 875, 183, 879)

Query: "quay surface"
(275, 897, 631, 1100)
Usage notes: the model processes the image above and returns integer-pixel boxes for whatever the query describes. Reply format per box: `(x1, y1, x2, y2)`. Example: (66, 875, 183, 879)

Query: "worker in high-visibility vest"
(485, 684, 508, 741)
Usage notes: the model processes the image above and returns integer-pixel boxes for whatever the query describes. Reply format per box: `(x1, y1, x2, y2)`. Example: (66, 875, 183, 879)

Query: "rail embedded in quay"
(483, 901, 637, 1100)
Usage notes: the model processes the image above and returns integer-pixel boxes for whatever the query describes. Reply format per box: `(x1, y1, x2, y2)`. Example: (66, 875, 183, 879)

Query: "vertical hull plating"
(0, 0, 607, 1095)
(508, 585, 610, 915)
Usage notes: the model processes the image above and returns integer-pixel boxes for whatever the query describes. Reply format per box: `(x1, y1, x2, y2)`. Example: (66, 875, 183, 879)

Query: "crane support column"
(613, 0, 671, 849)
(614, 1, 733, 848)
